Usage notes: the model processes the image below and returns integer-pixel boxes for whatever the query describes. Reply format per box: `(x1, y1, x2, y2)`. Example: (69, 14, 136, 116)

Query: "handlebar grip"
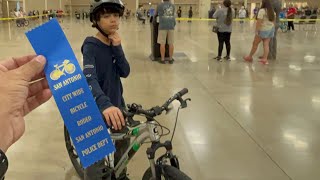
(177, 88, 188, 97)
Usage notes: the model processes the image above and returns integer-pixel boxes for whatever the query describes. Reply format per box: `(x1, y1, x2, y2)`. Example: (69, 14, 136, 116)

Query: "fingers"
(31, 71, 46, 82)
(117, 109, 125, 126)
(114, 111, 122, 130)
(17, 55, 46, 82)
(23, 89, 52, 115)
(109, 113, 118, 130)
(103, 113, 111, 127)
(0, 55, 37, 71)
(103, 107, 125, 130)
(28, 78, 49, 98)
(104, 113, 112, 127)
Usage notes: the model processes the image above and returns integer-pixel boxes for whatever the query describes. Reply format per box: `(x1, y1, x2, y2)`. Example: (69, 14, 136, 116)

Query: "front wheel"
(64, 126, 85, 179)
(24, 20, 29, 26)
(142, 165, 192, 180)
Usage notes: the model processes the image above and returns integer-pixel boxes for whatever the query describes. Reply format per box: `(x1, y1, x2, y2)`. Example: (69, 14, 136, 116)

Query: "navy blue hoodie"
(81, 37, 130, 112)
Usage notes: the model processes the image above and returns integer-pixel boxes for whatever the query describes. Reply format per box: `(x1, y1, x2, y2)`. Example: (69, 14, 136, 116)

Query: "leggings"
(217, 31, 232, 57)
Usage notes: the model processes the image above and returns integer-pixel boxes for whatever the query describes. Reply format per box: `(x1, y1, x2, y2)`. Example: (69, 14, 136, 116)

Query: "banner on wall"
(17, 1, 20, 10)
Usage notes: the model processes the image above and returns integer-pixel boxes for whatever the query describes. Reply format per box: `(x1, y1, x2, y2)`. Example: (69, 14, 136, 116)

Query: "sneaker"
(169, 59, 174, 64)
(214, 56, 222, 62)
(224, 56, 231, 61)
(159, 60, 166, 64)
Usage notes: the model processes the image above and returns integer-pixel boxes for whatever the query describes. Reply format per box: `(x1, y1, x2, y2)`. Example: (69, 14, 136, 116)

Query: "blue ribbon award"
(25, 19, 115, 168)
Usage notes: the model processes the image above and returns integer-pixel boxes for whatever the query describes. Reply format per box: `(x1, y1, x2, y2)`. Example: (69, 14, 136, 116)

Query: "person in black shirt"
(177, 6, 182, 23)
(82, 0, 130, 179)
(188, 6, 193, 22)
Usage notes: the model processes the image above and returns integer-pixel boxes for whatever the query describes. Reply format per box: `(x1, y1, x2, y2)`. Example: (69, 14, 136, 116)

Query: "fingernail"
(35, 55, 46, 64)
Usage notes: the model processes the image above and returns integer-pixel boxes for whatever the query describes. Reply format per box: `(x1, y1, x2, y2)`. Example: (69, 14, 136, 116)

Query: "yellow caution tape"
(0, 13, 69, 21)
(176, 18, 320, 22)
(1, 15, 318, 22)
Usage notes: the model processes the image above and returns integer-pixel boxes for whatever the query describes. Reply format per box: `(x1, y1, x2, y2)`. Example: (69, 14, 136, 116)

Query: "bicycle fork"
(146, 141, 174, 179)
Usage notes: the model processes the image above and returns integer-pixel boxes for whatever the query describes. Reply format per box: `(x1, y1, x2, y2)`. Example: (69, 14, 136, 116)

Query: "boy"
(81, 0, 130, 179)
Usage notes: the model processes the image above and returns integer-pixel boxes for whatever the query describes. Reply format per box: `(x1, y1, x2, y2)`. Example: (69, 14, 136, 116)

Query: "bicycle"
(64, 89, 192, 180)
(16, 18, 29, 27)
(50, 60, 76, 80)
(279, 21, 288, 33)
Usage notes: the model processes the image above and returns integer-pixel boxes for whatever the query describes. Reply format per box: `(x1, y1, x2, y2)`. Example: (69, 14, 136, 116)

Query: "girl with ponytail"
(212, 0, 234, 61)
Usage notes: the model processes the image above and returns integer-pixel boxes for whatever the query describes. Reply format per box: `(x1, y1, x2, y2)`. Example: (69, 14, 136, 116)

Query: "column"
(135, 0, 139, 10)
(0, 0, 3, 18)
(199, 0, 211, 18)
(244, 0, 248, 8)
(250, 3, 256, 19)
(59, 0, 62, 10)
(6, 0, 9, 17)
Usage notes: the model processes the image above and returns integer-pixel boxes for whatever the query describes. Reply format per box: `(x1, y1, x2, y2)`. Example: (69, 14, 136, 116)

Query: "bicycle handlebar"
(123, 88, 190, 119)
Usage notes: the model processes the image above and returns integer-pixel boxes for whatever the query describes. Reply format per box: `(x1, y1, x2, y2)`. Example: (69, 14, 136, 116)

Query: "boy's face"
(97, 13, 120, 35)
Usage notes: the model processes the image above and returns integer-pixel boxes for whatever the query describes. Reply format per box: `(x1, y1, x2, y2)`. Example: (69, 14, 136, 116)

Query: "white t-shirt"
(239, 9, 246, 18)
(14, 11, 21, 17)
(257, 9, 274, 31)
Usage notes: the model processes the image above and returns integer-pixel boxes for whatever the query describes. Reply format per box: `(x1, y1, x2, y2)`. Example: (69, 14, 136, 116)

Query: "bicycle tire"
(281, 26, 288, 33)
(64, 126, 85, 179)
(50, 70, 61, 81)
(142, 165, 192, 180)
(24, 20, 29, 26)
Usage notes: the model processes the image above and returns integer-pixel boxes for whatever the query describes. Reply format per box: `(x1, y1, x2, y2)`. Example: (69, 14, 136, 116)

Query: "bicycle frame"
(108, 120, 169, 179)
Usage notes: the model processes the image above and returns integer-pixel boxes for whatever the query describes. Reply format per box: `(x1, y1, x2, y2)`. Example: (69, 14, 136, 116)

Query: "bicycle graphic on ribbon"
(50, 60, 76, 81)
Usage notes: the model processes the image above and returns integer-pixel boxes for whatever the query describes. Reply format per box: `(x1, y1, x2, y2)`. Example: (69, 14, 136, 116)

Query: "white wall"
(25, 0, 45, 11)
(24, 0, 69, 12)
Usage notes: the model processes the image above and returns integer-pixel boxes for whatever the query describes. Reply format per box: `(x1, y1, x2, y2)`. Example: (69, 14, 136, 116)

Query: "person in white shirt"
(243, 0, 275, 65)
(14, 8, 21, 18)
(239, 6, 247, 24)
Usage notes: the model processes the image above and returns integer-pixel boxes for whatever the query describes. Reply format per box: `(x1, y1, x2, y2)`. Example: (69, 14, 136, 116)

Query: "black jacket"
(81, 37, 130, 112)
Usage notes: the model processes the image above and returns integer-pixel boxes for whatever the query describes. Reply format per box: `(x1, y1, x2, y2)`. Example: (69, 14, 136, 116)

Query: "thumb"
(18, 55, 46, 81)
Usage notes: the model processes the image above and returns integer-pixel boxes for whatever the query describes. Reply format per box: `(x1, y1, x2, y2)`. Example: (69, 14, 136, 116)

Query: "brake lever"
(180, 98, 191, 109)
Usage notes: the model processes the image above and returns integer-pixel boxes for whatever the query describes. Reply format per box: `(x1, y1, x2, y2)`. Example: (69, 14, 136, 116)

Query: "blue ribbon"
(26, 19, 115, 168)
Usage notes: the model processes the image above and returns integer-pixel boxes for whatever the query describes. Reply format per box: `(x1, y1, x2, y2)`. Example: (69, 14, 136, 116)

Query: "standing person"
(188, 6, 193, 23)
(246, 8, 249, 18)
(155, 0, 176, 64)
(244, 0, 275, 65)
(239, 6, 247, 24)
(82, 0, 130, 179)
(287, 4, 296, 31)
(137, 6, 146, 24)
(253, 7, 259, 18)
(177, 6, 182, 23)
(212, 0, 234, 61)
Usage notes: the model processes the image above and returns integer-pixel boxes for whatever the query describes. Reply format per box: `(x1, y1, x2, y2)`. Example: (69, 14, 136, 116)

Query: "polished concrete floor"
(0, 17, 320, 180)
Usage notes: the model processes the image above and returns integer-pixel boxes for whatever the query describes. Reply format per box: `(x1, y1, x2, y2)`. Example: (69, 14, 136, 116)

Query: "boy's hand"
(109, 32, 121, 46)
(102, 106, 125, 130)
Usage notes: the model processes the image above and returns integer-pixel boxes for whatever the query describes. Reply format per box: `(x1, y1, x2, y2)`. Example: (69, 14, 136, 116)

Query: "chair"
(296, 16, 307, 30)
(306, 15, 317, 31)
